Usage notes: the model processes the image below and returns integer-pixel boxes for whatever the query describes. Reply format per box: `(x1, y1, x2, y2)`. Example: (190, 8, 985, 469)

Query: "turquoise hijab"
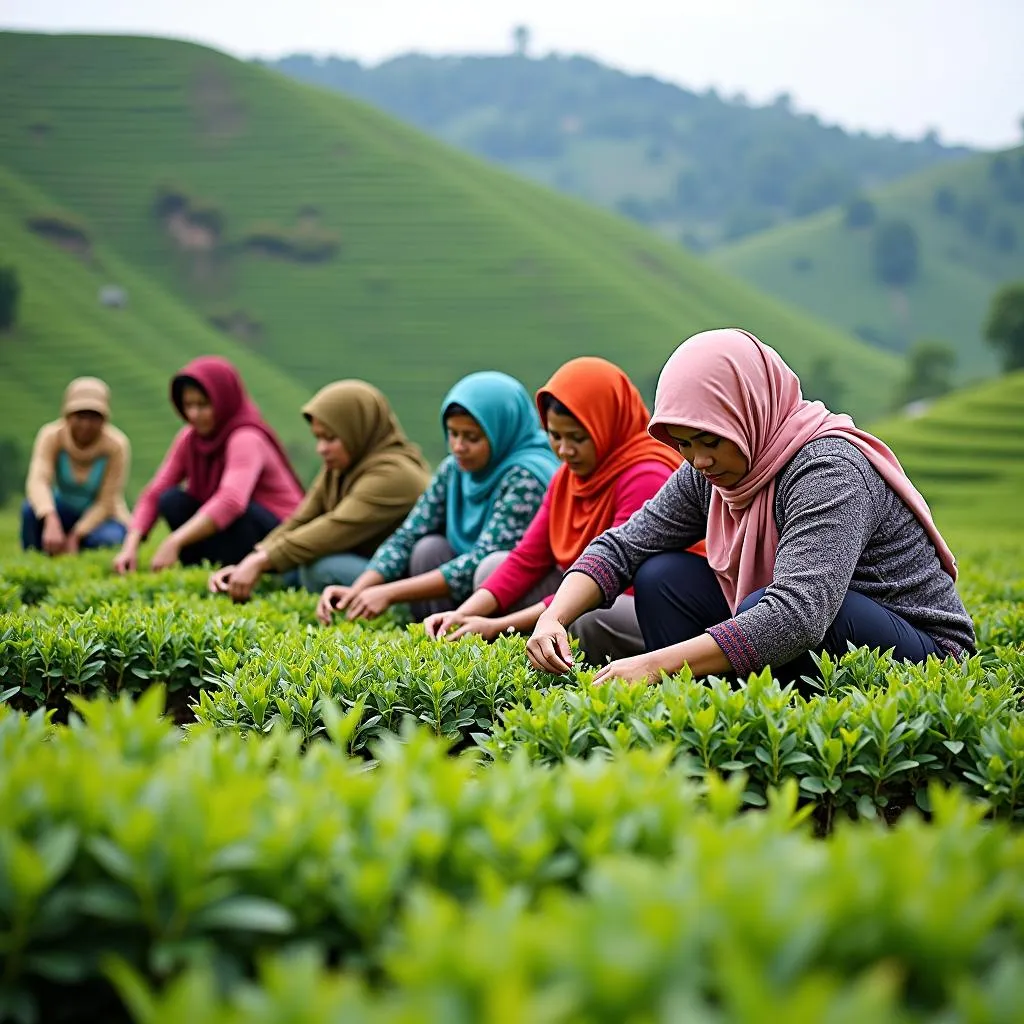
(442, 371, 559, 555)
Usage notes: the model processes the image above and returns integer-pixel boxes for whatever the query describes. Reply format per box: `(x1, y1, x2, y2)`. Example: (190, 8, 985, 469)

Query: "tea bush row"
(479, 653, 1024, 822)
(2, 600, 1023, 817)
(2, 691, 1022, 1024)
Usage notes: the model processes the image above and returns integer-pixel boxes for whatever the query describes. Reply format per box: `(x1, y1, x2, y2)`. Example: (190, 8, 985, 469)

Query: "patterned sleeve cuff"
(568, 554, 620, 604)
(707, 619, 762, 678)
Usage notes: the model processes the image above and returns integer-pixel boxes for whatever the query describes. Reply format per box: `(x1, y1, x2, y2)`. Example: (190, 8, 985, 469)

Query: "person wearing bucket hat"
(316, 370, 559, 626)
(22, 377, 132, 554)
(114, 356, 305, 574)
(208, 380, 431, 602)
(526, 329, 975, 688)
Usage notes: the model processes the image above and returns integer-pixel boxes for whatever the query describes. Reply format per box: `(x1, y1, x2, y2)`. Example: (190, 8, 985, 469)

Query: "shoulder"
(777, 437, 884, 504)
(498, 464, 548, 493)
(103, 423, 130, 453)
(615, 459, 677, 490)
(782, 437, 878, 482)
(224, 426, 276, 456)
(34, 421, 62, 447)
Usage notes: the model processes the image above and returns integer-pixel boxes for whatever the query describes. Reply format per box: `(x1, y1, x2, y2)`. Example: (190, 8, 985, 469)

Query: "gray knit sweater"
(571, 437, 976, 675)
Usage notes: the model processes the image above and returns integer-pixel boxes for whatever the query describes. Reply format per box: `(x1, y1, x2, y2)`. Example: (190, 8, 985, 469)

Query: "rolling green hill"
(267, 51, 968, 250)
(0, 164, 320, 492)
(0, 30, 900, 458)
(873, 369, 1024, 534)
(714, 150, 1024, 378)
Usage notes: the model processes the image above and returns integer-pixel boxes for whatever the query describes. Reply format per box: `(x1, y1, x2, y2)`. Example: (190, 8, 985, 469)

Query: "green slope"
(714, 150, 1024, 377)
(0, 164, 320, 492)
(872, 370, 1024, 534)
(0, 31, 899, 455)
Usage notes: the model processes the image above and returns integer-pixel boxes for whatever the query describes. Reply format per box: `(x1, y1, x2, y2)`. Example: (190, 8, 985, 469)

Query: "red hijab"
(537, 357, 685, 566)
(171, 356, 302, 504)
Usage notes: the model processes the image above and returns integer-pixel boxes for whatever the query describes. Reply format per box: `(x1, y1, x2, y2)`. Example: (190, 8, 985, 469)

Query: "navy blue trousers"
(157, 488, 280, 567)
(21, 497, 127, 552)
(633, 551, 943, 684)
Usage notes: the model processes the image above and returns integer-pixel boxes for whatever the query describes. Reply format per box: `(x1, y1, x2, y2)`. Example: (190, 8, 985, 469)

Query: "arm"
(433, 467, 548, 603)
(705, 451, 881, 677)
(346, 467, 546, 620)
(479, 490, 556, 611)
(365, 465, 449, 583)
(259, 464, 425, 573)
(128, 430, 190, 538)
(150, 429, 269, 570)
(570, 465, 707, 605)
(25, 425, 59, 518)
(73, 437, 128, 539)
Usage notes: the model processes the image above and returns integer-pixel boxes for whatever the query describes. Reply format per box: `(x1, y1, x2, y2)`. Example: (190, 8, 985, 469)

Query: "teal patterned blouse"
(367, 457, 547, 601)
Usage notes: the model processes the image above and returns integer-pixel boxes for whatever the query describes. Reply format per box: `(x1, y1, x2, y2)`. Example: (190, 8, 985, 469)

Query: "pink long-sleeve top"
(481, 460, 675, 611)
(131, 426, 304, 536)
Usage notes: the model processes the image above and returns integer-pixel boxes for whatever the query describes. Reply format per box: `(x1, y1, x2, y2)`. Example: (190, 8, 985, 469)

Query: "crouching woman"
(526, 329, 975, 686)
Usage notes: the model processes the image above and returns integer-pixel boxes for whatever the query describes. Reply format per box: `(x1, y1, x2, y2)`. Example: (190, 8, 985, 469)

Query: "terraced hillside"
(0, 31, 900, 453)
(0, 165, 319, 492)
(715, 149, 1024, 377)
(874, 369, 1024, 533)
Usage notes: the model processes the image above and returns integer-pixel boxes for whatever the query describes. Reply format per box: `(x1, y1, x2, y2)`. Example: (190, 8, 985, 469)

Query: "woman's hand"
(149, 537, 181, 573)
(42, 513, 66, 556)
(226, 554, 264, 603)
(344, 584, 392, 621)
(208, 565, 234, 593)
(426, 611, 503, 642)
(526, 614, 574, 674)
(112, 542, 138, 575)
(593, 653, 661, 686)
(316, 585, 350, 625)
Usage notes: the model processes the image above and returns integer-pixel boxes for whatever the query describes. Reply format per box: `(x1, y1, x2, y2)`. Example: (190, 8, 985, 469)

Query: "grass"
(0, 30, 902, 461)
(873, 369, 1024, 536)
(713, 149, 1024, 378)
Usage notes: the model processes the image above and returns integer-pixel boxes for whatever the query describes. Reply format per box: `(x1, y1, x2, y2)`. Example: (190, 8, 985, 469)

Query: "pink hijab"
(648, 329, 957, 613)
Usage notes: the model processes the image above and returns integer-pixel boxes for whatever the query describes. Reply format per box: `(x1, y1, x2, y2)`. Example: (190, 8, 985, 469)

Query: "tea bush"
(2, 692, 1022, 1023)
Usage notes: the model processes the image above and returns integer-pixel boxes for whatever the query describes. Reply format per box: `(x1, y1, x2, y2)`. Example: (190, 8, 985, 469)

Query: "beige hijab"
(302, 380, 430, 509)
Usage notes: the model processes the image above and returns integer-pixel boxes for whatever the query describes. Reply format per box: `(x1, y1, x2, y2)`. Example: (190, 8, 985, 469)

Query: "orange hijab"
(537, 357, 685, 567)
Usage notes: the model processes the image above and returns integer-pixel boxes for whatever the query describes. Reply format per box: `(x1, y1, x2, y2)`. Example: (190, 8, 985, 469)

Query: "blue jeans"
(21, 497, 127, 552)
(297, 552, 371, 592)
(633, 551, 943, 684)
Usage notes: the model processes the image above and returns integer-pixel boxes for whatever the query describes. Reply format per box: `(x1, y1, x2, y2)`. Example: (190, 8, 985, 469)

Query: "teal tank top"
(54, 450, 107, 514)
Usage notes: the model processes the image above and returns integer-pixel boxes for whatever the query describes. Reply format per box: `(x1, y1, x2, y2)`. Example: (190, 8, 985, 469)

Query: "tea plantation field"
(1, 512, 1022, 1022)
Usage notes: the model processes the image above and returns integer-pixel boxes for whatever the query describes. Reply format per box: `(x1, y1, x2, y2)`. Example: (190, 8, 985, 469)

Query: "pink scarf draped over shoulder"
(647, 328, 957, 613)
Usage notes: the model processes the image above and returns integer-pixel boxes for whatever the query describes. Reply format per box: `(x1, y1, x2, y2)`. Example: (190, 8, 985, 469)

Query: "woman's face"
(68, 411, 104, 448)
(546, 410, 598, 477)
(665, 425, 748, 487)
(180, 384, 216, 437)
(309, 416, 351, 472)
(445, 413, 491, 473)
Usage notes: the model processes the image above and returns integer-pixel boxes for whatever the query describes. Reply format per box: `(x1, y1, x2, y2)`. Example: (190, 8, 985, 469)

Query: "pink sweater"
(131, 426, 304, 535)
(482, 460, 675, 611)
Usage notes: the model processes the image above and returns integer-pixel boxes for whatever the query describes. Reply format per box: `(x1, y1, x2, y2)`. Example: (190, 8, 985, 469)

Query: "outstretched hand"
(526, 616, 574, 674)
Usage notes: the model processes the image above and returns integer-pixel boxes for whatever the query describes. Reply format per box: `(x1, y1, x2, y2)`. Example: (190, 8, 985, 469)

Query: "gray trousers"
(410, 538, 644, 665)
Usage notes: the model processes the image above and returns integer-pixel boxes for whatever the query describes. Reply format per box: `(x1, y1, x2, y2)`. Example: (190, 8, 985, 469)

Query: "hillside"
(714, 149, 1024, 377)
(0, 164, 319, 492)
(873, 369, 1024, 534)
(0, 32, 900, 456)
(266, 52, 968, 251)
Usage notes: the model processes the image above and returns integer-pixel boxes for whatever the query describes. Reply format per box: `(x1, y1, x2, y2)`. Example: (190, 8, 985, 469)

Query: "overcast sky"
(3, 0, 1022, 148)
